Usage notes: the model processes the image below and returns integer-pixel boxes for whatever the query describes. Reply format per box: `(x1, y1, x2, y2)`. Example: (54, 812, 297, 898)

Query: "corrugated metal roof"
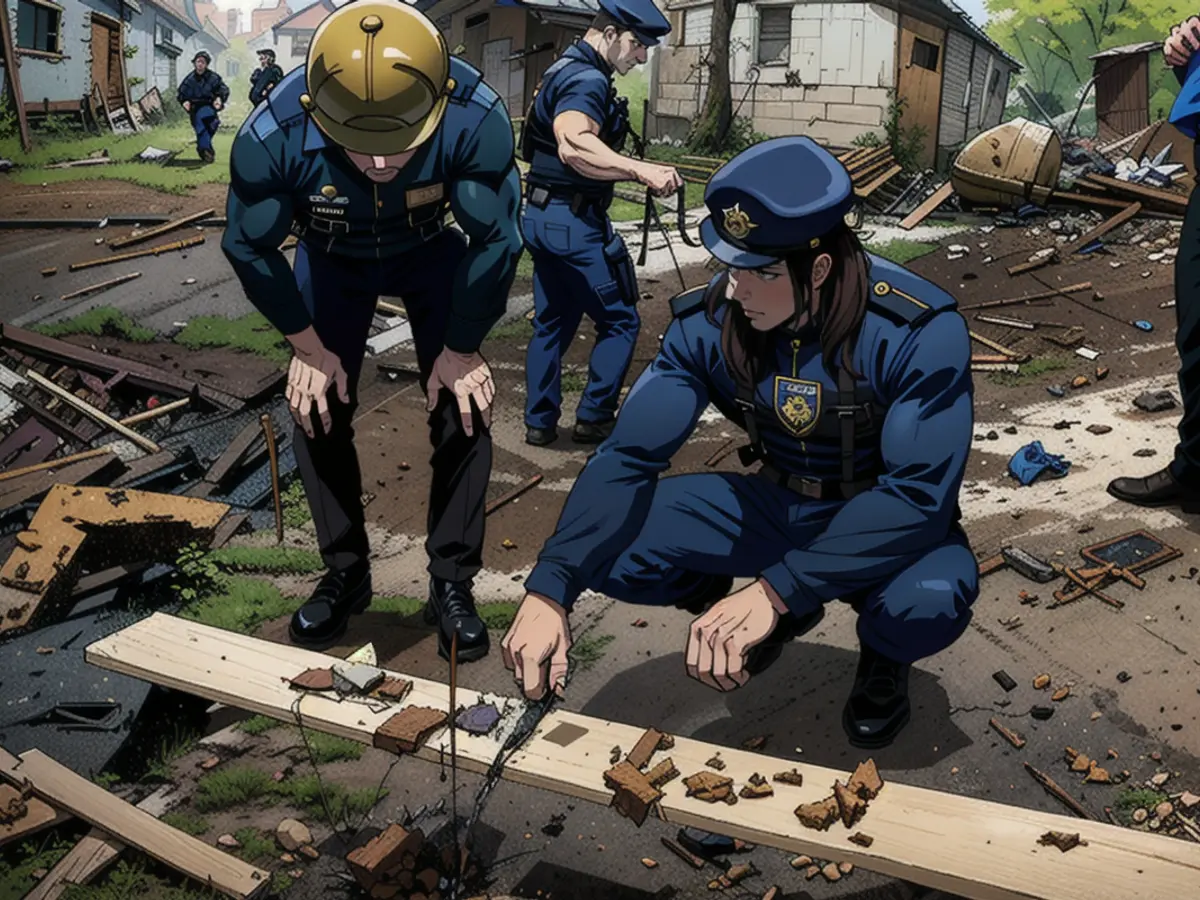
(929, 0, 1021, 70)
(1090, 41, 1160, 60)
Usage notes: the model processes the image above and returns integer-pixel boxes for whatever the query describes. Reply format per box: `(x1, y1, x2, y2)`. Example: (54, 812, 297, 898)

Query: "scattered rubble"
(1038, 831, 1087, 852)
(276, 818, 313, 852)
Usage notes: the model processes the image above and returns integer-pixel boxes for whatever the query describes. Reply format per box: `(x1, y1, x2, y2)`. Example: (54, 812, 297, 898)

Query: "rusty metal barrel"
(951, 117, 1062, 207)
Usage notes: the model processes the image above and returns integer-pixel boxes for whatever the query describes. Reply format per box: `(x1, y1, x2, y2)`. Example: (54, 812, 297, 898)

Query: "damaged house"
(652, 0, 1020, 168)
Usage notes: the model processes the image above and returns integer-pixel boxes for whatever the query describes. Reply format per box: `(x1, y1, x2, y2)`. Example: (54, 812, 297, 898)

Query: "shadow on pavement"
(581, 640, 971, 772)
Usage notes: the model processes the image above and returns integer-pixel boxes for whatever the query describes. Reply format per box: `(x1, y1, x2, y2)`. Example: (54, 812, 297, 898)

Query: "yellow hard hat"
(299, 0, 455, 155)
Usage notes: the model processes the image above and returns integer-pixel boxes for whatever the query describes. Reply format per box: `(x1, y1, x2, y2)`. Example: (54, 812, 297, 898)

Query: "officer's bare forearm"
(558, 131, 644, 182)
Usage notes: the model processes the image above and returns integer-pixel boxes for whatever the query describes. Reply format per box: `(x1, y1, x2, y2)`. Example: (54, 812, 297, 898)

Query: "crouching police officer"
(249, 48, 285, 106)
(222, 1, 523, 662)
(177, 51, 230, 163)
(502, 137, 979, 749)
(519, 0, 684, 446)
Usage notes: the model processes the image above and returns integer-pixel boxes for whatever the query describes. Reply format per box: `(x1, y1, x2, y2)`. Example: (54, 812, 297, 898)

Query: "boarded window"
(292, 33, 311, 56)
(683, 6, 711, 46)
(911, 37, 939, 72)
(17, 0, 61, 54)
(757, 7, 791, 65)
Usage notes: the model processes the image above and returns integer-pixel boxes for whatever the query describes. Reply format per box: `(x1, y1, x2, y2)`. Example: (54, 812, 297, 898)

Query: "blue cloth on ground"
(1008, 440, 1070, 486)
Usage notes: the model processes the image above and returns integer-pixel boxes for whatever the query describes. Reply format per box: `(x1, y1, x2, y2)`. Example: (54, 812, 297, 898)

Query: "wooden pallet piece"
(855, 165, 903, 199)
(0, 485, 228, 635)
(899, 183, 955, 230)
(107, 209, 215, 251)
(0, 748, 266, 898)
(85, 613, 1200, 900)
(1077, 174, 1188, 213)
(0, 451, 123, 513)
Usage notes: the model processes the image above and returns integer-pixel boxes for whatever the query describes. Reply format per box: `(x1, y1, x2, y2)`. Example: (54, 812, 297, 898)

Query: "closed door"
(91, 16, 126, 105)
(481, 38, 512, 110)
(897, 15, 944, 169)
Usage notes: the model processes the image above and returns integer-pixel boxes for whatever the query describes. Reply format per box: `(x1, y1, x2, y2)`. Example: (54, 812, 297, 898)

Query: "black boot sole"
(572, 427, 612, 445)
(423, 601, 490, 663)
(525, 430, 558, 447)
(842, 699, 911, 749)
(287, 584, 372, 649)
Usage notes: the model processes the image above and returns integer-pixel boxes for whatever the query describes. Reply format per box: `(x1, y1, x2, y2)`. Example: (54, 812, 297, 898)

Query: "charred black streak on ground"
(946, 704, 1030, 719)
(969, 619, 1087, 685)
(1138, 622, 1199, 660)
(1094, 689, 1200, 786)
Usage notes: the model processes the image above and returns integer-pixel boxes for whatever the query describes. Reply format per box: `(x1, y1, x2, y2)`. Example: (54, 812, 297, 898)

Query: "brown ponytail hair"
(706, 224, 872, 392)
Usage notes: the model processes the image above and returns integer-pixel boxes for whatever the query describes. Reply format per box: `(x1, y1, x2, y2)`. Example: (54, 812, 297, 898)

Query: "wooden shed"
(1091, 41, 1159, 144)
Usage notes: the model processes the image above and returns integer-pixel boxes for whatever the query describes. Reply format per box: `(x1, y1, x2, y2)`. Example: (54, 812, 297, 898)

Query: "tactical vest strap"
(735, 378, 765, 466)
(836, 367, 857, 486)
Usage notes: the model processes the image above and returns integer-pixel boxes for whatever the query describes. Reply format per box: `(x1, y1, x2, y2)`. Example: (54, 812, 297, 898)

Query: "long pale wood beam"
(85, 614, 1200, 900)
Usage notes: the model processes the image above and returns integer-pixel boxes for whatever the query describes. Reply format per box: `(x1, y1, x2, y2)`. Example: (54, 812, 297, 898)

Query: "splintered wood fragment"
(484, 473, 543, 516)
(990, 717, 1027, 749)
(1038, 831, 1087, 852)
(772, 769, 804, 787)
(739, 773, 774, 799)
(373, 707, 447, 755)
(346, 824, 424, 890)
(849, 832, 874, 847)
(626, 728, 667, 770)
(107, 209, 214, 250)
(705, 754, 726, 771)
(603, 761, 663, 826)
(834, 780, 867, 828)
(375, 678, 412, 701)
(59, 271, 142, 303)
(1061, 203, 1143, 256)
(683, 770, 734, 803)
(660, 836, 705, 870)
(795, 794, 840, 831)
(969, 331, 1021, 358)
(645, 758, 679, 788)
(289, 668, 334, 692)
(1006, 249, 1060, 276)
(1024, 762, 1097, 820)
(847, 759, 884, 799)
(68, 235, 206, 272)
(899, 182, 954, 230)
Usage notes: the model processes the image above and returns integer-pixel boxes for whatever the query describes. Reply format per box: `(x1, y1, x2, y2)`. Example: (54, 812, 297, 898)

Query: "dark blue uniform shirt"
(249, 63, 286, 105)
(177, 69, 230, 107)
(525, 255, 974, 615)
(525, 41, 629, 192)
(221, 59, 523, 354)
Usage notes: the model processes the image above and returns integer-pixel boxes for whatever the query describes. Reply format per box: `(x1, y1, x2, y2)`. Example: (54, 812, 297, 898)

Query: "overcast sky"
(956, 0, 990, 28)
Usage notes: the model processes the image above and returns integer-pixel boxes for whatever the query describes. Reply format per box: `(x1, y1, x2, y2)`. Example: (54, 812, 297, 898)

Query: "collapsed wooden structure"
(85, 613, 1200, 900)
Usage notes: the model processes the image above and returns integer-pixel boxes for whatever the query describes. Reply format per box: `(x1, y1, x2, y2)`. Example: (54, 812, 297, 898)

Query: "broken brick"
(604, 761, 664, 826)
(804, 865, 821, 880)
(1052, 686, 1071, 702)
(724, 863, 755, 886)
(834, 780, 867, 828)
(847, 758, 884, 800)
(772, 769, 804, 787)
(1033, 673, 1051, 690)
(705, 754, 726, 771)
(822, 862, 842, 882)
(346, 825, 425, 890)
(794, 795, 840, 831)
(1070, 754, 1092, 773)
(838, 862, 854, 875)
(375, 678, 412, 702)
(1038, 831, 1087, 852)
(645, 757, 679, 788)
(626, 728, 668, 770)
(789, 855, 813, 869)
(848, 832, 874, 848)
(683, 770, 735, 803)
(290, 668, 335, 691)
(1084, 766, 1111, 784)
(373, 707, 447, 755)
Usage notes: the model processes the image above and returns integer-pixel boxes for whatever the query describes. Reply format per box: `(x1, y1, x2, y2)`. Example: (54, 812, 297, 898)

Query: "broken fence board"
(106, 209, 215, 251)
(1060, 202, 1143, 257)
(899, 183, 954, 230)
(1078, 174, 1189, 212)
(85, 613, 1200, 900)
(1, 749, 267, 898)
(855, 165, 903, 200)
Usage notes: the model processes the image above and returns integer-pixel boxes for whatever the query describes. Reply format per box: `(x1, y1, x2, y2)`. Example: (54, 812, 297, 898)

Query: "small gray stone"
(1047, 385, 1066, 398)
(1086, 424, 1113, 435)
(1134, 390, 1178, 413)
(332, 663, 384, 694)
(456, 702, 502, 735)
(1133, 448, 1158, 457)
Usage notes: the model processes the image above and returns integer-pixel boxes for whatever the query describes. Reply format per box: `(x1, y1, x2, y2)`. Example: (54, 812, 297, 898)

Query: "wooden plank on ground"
(855, 164, 902, 199)
(899, 183, 954, 230)
(109, 450, 180, 487)
(85, 613, 1200, 900)
(25, 371, 160, 453)
(106, 209, 215, 251)
(26, 785, 181, 900)
(0, 452, 122, 512)
(1078, 174, 1189, 212)
(1060, 202, 1143, 256)
(0, 419, 59, 473)
(0, 783, 69, 848)
(0, 749, 266, 898)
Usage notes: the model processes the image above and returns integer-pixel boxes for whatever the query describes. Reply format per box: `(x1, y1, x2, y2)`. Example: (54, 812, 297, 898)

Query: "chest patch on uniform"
(308, 195, 349, 205)
(773, 377, 821, 437)
(310, 205, 345, 216)
(406, 183, 444, 207)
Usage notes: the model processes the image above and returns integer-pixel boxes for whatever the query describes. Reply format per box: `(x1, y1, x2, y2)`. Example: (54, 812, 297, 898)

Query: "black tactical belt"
(757, 462, 876, 501)
(525, 183, 612, 217)
(300, 215, 446, 242)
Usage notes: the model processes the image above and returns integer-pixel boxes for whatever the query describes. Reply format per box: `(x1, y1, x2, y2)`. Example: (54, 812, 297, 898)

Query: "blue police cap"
(597, 0, 671, 47)
(700, 136, 854, 269)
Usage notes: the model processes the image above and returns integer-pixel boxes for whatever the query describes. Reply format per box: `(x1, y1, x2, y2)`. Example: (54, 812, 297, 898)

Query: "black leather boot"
(672, 573, 823, 676)
(288, 562, 372, 648)
(424, 577, 489, 663)
(525, 426, 557, 447)
(1107, 466, 1200, 512)
(572, 420, 614, 444)
(843, 644, 911, 749)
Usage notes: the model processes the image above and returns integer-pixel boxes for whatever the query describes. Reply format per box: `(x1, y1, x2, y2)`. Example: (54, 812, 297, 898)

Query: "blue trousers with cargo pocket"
(597, 473, 979, 664)
(521, 198, 639, 430)
(192, 105, 220, 155)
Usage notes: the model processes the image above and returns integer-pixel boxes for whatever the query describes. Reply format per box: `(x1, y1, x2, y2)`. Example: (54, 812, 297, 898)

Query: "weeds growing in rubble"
(193, 765, 385, 825)
(569, 633, 616, 671)
(303, 732, 365, 765)
(59, 859, 221, 900)
(988, 354, 1072, 386)
(143, 722, 204, 782)
(871, 239, 939, 265)
(238, 714, 284, 736)
(231, 828, 277, 864)
(0, 833, 75, 900)
(33, 307, 156, 344)
(161, 812, 211, 836)
(206, 546, 324, 576)
(173, 313, 291, 368)
(1114, 786, 1170, 825)
(280, 480, 312, 528)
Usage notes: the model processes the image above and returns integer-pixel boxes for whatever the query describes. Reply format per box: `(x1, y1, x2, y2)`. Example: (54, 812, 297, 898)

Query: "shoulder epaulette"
(867, 279, 940, 327)
(448, 57, 483, 105)
(670, 286, 706, 318)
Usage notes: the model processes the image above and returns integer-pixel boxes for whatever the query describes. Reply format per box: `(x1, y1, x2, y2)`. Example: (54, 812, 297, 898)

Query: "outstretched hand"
(685, 579, 785, 691)
(425, 348, 495, 437)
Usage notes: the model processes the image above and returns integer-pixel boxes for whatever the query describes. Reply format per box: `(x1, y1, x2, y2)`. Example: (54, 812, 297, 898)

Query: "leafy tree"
(687, 0, 736, 152)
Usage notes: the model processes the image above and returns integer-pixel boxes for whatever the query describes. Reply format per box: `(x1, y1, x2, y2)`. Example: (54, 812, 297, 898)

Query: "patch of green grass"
(515, 252, 534, 282)
(870, 239, 938, 264)
(271, 871, 295, 894)
(193, 765, 386, 825)
(479, 601, 519, 632)
(91, 771, 121, 788)
(193, 766, 276, 813)
(231, 828, 277, 865)
(33, 307, 156, 343)
(281, 479, 312, 528)
(487, 316, 534, 341)
(608, 181, 706, 224)
(174, 313, 290, 367)
(60, 859, 221, 900)
(372, 595, 425, 617)
(282, 773, 384, 823)
(988, 354, 1072, 386)
(1113, 786, 1169, 825)
(180, 574, 297, 635)
(238, 714, 284, 736)
(0, 834, 75, 900)
(161, 812, 211, 837)
(303, 732, 365, 765)
(569, 633, 615, 671)
(142, 722, 203, 782)
(560, 370, 588, 394)
(208, 546, 324, 575)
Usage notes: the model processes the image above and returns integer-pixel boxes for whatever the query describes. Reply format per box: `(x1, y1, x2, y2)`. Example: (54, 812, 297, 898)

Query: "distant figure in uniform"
(249, 49, 285, 106)
(501, 137, 979, 749)
(519, 0, 684, 447)
(1110, 18, 1200, 512)
(177, 51, 230, 164)
(222, 1, 523, 662)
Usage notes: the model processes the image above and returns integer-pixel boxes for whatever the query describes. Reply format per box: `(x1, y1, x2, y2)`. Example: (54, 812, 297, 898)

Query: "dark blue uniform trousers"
(597, 473, 978, 664)
(521, 199, 639, 429)
(292, 230, 492, 582)
(192, 105, 220, 154)
(1171, 183, 1200, 481)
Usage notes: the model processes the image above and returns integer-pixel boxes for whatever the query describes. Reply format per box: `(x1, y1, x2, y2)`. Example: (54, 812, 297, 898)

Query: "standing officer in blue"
(519, 0, 684, 446)
(222, 0, 523, 663)
(501, 137, 979, 749)
(249, 49, 285, 106)
(177, 51, 229, 164)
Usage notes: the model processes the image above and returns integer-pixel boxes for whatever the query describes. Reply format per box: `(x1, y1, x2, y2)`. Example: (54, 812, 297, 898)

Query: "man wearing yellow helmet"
(222, 0, 523, 663)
